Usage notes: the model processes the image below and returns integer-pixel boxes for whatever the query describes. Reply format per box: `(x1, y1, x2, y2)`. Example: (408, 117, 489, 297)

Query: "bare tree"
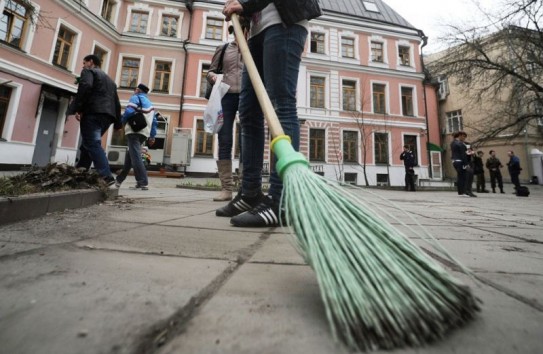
(428, 0, 543, 143)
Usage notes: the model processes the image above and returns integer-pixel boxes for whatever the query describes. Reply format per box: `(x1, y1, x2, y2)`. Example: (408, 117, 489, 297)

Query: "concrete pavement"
(0, 177, 542, 354)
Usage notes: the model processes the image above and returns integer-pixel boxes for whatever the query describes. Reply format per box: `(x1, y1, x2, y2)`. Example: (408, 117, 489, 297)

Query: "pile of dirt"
(0, 163, 109, 197)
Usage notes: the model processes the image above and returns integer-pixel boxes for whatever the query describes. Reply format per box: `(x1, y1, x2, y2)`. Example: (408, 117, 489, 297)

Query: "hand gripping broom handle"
(230, 14, 308, 176)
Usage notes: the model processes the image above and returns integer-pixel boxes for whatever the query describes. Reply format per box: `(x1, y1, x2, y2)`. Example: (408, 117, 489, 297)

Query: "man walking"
(115, 84, 156, 190)
(399, 145, 416, 191)
(68, 54, 121, 185)
(486, 150, 505, 193)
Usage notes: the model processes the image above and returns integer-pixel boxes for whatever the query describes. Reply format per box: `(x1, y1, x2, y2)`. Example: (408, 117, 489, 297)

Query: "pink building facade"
(0, 0, 443, 186)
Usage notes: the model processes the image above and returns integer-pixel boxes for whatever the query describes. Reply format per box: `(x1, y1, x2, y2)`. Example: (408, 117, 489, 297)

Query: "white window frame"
(91, 40, 111, 73)
(340, 76, 359, 112)
(124, 3, 153, 35)
(308, 73, 329, 110)
(399, 84, 418, 117)
(446, 110, 463, 133)
(368, 35, 388, 68)
(200, 11, 226, 45)
(115, 54, 144, 90)
(49, 19, 82, 74)
(396, 40, 416, 72)
(338, 30, 359, 64)
(156, 8, 183, 38)
(370, 80, 389, 115)
(99, 0, 120, 26)
(0, 80, 22, 141)
(307, 26, 330, 60)
(150, 57, 175, 94)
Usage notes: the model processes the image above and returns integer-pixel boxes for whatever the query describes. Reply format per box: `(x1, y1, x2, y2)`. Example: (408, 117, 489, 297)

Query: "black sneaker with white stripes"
(230, 196, 283, 227)
(215, 190, 264, 217)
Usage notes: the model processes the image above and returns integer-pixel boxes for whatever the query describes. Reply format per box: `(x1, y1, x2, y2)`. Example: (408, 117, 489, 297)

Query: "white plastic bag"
(203, 75, 230, 134)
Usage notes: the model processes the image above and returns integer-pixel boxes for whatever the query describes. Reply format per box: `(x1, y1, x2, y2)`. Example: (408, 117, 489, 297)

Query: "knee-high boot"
(214, 160, 233, 201)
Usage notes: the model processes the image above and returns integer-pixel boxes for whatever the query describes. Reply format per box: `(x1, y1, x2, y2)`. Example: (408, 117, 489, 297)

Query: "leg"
(126, 134, 148, 187)
(78, 114, 113, 178)
(497, 171, 504, 193)
(116, 148, 132, 185)
(454, 162, 466, 195)
(263, 24, 307, 202)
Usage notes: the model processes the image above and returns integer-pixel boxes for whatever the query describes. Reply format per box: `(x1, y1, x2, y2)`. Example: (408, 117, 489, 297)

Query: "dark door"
(32, 97, 59, 166)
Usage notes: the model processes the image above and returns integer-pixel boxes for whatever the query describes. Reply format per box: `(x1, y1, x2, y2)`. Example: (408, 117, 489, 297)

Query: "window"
(341, 37, 355, 58)
(310, 76, 325, 108)
(446, 110, 463, 133)
(343, 131, 358, 163)
(0, 0, 29, 48)
(374, 132, 388, 164)
(342, 80, 356, 111)
(403, 135, 418, 165)
(195, 119, 214, 156)
(344, 172, 357, 184)
(53, 26, 75, 69)
(200, 64, 211, 97)
(363, 1, 380, 13)
(93, 46, 107, 68)
(153, 61, 171, 92)
(401, 87, 414, 116)
(101, 0, 115, 23)
(371, 41, 383, 63)
(129, 11, 149, 34)
(310, 32, 325, 54)
(309, 129, 325, 161)
(372, 83, 386, 114)
(399, 46, 410, 66)
(205, 17, 223, 40)
(120, 57, 140, 89)
(161, 15, 178, 37)
(0, 85, 12, 137)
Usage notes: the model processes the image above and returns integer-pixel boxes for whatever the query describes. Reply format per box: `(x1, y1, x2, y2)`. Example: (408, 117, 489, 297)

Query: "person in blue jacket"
(507, 150, 522, 191)
(114, 84, 157, 190)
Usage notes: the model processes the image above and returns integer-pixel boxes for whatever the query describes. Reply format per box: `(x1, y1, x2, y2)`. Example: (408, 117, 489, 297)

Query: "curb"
(0, 188, 118, 225)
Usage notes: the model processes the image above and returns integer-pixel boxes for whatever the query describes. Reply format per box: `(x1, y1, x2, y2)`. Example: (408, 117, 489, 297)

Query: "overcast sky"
(382, 0, 494, 52)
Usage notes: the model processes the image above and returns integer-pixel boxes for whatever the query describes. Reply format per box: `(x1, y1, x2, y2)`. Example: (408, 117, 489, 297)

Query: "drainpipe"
(418, 30, 433, 179)
(179, 0, 195, 127)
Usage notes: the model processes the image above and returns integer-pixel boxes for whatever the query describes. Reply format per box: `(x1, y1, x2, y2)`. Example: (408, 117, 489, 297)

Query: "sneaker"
(468, 193, 478, 197)
(129, 184, 149, 190)
(114, 179, 122, 188)
(216, 190, 264, 217)
(230, 196, 284, 227)
(459, 194, 471, 197)
(102, 176, 115, 187)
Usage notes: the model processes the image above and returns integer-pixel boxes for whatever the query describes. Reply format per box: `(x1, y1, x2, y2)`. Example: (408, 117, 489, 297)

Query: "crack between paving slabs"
(421, 246, 543, 312)
(132, 231, 274, 354)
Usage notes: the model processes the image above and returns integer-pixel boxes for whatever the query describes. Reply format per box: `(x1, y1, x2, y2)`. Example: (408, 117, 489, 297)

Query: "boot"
(492, 188, 496, 193)
(214, 160, 233, 201)
(500, 188, 505, 194)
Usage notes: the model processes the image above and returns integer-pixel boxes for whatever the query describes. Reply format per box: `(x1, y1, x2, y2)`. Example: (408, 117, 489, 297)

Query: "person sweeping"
(224, 1, 481, 351)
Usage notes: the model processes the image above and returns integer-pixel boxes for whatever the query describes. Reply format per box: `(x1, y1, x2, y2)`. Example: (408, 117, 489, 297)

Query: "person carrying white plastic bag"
(204, 74, 230, 134)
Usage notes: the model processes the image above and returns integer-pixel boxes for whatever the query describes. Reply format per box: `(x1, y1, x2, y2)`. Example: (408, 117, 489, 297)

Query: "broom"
(230, 14, 480, 351)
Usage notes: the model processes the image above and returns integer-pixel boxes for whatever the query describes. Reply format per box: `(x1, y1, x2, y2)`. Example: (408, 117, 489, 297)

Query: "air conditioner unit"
(107, 146, 128, 166)
(170, 128, 192, 166)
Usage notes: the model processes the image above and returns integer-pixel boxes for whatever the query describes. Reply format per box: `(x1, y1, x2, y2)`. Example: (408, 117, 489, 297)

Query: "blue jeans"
(116, 134, 148, 186)
(77, 113, 113, 178)
(218, 93, 239, 160)
(240, 24, 307, 201)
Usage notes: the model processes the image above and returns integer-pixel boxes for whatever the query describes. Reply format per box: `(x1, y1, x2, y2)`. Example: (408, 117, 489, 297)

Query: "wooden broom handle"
(231, 14, 285, 138)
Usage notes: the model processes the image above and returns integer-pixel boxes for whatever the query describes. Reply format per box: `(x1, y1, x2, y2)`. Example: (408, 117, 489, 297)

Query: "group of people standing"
(451, 131, 523, 197)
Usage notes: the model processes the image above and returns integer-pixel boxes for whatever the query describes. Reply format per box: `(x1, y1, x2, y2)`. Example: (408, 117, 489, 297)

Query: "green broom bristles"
(273, 137, 481, 352)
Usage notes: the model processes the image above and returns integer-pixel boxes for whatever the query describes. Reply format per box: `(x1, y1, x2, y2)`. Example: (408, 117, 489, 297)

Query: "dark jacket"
(450, 139, 467, 164)
(486, 156, 503, 172)
(70, 68, 121, 124)
(473, 155, 484, 174)
(239, 0, 322, 25)
(507, 155, 522, 175)
(400, 150, 416, 169)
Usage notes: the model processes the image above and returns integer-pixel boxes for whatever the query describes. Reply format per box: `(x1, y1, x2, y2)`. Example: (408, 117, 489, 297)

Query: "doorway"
(32, 97, 60, 166)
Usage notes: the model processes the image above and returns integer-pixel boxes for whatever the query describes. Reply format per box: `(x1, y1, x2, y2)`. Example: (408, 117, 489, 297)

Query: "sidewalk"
(0, 177, 542, 354)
